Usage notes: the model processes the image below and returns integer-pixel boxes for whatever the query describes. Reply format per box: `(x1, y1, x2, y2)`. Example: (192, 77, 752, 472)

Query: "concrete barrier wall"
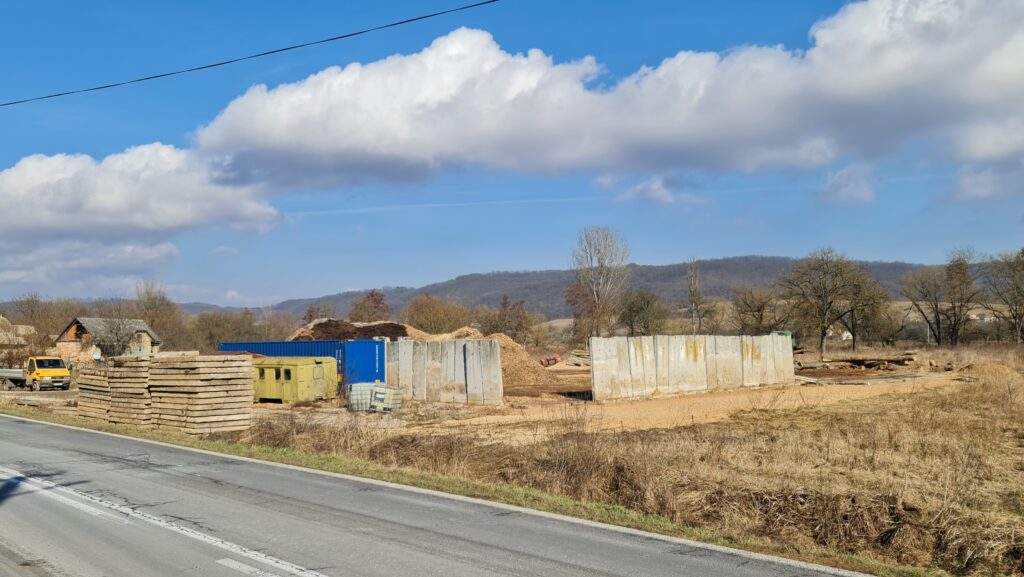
(386, 339, 503, 405)
(590, 334, 794, 401)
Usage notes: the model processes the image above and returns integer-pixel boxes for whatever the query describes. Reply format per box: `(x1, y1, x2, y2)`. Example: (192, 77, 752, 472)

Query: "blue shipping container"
(218, 339, 386, 384)
(343, 339, 386, 384)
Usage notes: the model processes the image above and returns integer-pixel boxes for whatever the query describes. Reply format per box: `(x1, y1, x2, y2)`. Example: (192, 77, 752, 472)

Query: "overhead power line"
(0, 0, 501, 108)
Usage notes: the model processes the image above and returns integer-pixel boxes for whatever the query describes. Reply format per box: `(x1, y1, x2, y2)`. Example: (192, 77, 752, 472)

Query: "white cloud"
(0, 144, 277, 289)
(0, 239, 177, 294)
(820, 164, 876, 203)
(0, 144, 278, 239)
(4, 0, 1024, 292)
(197, 1, 1024, 188)
(210, 245, 240, 256)
(953, 159, 1024, 199)
(616, 176, 708, 205)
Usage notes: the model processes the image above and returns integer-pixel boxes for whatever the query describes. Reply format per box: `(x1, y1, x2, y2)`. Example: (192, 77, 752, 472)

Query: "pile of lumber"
(76, 366, 110, 420)
(149, 353, 254, 435)
(106, 356, 153, 427)
(564, 349, 591, 367)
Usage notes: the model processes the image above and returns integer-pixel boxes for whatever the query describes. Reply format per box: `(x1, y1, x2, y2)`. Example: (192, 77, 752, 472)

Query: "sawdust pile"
(404, 326, 484, 341)
(289, 319, 409, 341)
(488, 333, 563, 388)
(404, 325, 561, 388)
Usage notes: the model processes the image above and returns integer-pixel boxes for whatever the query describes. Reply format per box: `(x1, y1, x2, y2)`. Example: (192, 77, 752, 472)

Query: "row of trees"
(565, 226, 1024, 356)
(2, 282, 296, 354)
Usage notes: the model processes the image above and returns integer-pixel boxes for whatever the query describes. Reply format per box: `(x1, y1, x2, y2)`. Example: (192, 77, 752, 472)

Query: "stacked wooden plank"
(75, 366, 110, 420)
(149, 353, 253, 435)
(106, 356, 153, 427)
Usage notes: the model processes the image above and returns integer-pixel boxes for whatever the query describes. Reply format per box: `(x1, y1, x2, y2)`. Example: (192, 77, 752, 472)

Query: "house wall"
(589, 334, 795, 401)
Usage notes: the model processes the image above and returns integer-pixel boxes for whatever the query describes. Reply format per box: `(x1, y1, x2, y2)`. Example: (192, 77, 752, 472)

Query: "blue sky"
(1, 0, 1021, 305)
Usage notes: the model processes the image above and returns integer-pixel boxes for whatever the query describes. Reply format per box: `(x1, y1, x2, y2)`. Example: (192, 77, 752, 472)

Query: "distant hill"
(262, 256, 924, 320)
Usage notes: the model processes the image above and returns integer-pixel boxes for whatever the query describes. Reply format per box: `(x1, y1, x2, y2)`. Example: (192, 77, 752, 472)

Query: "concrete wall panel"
(680, 335, 707, 392)
(589, 334, 794, 400)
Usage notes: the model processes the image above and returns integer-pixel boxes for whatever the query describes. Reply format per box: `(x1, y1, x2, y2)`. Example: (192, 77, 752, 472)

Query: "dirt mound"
(289, 319, 409, 341)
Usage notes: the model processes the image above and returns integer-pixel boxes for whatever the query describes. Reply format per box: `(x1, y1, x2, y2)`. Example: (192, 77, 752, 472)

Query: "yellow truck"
(0, 356, 72, 390)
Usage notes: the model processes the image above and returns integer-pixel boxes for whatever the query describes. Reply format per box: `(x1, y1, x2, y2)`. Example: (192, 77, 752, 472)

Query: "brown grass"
(235, 349, 1024, 576)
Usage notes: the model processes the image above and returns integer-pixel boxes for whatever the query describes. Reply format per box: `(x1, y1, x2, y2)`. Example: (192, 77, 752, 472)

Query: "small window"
(28, 360, 36, 372)
(283, 369, 292, 381)
(274, 368, 281, 380)
(258, 368, 265, 379)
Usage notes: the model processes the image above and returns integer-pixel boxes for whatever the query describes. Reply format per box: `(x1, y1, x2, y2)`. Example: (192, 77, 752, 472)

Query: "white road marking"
(0, 466, 330, 577)
(218, 558, 285, 577)
(0, 471, 131, 525)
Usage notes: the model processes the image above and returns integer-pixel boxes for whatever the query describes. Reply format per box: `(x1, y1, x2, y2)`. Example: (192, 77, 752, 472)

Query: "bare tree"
(686, 259, 710, 334)
(731, 285, 788, 335)
(135, 281, 188, 349)
(838, 266, 890, 352)
(348, 290, 391, 323)
(777, 248, 857, 359)
(981, 249, 1024, 343)
(618, 289, 669, 336)
(402, 295, 471, 334)
(901, 267, 945, 344)
(301, 301, 337, 324)
(942, 249, 980, 346)
(570, 227, 630, 337)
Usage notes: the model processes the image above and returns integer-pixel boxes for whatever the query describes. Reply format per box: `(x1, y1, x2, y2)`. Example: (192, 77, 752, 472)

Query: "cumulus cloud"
(0, 144, 277, 239)
(0, 144, 276, 288)
(4, 0, 1024, 292)
(198, 0, 1024, 189)
(820, 164, 876, 203)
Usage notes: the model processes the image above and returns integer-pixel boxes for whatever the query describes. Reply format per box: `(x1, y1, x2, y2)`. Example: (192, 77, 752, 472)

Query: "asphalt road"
(0, 414, 862, 577)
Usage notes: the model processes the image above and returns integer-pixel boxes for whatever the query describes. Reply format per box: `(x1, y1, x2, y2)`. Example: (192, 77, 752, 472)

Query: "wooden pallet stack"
(75, 366, 111, 420)
(149, 353, 254, 434)
(106, 356, 153, 427)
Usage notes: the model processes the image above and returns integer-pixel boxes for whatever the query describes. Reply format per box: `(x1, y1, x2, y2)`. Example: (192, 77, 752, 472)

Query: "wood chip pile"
(75, 353, 254, 435)
(75, 366, 110, 420)
(106, 356, 153, 426)
(150, 353, 254, 435)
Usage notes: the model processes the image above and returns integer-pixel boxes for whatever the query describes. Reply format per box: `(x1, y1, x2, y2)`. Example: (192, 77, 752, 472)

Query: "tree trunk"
(850, 310, 858, 353)
(819, 331, 827, 361)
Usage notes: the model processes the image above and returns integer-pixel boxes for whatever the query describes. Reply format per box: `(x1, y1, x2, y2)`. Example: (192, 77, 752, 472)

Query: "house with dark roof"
(56, 317, 162, 362)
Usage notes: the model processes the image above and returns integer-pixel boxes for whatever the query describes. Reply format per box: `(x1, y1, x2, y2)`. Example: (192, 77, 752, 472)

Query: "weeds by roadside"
(233, 359, 1024, 576)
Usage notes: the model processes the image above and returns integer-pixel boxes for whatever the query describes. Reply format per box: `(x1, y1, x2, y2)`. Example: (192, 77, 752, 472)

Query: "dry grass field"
(4, 345, 1022, 575)
(242, 346, 1024, 576)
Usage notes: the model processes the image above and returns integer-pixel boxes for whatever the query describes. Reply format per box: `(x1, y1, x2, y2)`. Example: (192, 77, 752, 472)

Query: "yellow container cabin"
(252, 357, 338, 403)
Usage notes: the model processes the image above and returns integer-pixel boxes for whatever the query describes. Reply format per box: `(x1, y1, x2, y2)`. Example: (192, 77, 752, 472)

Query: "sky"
(1, 0, 1022, 306)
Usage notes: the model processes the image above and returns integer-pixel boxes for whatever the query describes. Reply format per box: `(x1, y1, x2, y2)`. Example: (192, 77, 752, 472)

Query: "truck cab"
(24, 357, 71, 390)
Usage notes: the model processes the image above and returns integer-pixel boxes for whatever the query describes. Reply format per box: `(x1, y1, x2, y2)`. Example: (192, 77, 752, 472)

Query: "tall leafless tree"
(686, 259, 710, 334)
(838, 266, 890, 352)
(981, 249, 1024, 343)
(730, 285, 788, 335)
(942, 249, 981, 346)
(901, 267, 945, 344)
(777, 248, 857, 359)
(570, 227, 630, 337)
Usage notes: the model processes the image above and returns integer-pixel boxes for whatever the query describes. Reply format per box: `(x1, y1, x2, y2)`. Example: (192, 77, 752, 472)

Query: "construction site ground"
(2, 345, 964, 442)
